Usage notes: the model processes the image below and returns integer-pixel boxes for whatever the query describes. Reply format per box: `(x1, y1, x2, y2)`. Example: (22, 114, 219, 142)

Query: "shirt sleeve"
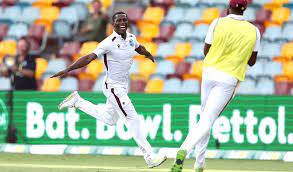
(205, 18, 219, 45)
(133, 35, 140, 49)
(92, 40, 109, 58)
(253, 27, 261, 52)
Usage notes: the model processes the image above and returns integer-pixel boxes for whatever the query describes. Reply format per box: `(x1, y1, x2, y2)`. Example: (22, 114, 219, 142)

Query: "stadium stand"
(0, 0, 292, 95)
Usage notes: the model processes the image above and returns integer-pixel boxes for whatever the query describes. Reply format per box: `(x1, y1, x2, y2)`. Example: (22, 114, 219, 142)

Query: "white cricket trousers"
(180, 72, 238, 169)
(74, 82, 153, 158)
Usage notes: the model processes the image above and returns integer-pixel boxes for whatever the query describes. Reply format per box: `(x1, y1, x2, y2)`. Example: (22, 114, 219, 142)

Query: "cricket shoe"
(58, 91, 80, 110)
(171, 149, 187, 172)
(145, 154, 167, 168)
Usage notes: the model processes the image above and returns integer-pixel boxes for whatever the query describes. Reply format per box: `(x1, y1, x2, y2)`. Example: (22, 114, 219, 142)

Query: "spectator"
(0, 38, 37, 90)
(76, 0, 109, 42)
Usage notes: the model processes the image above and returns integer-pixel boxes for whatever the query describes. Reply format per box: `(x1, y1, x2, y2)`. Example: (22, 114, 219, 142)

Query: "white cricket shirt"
(92, 31, 140, 88)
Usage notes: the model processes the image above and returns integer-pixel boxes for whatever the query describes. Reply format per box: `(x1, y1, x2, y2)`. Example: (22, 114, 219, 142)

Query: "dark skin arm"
(248, 52, 258, 66)
(204, 43, 211, 56)
(50, 53, 97, 78)
(135, 45, 155, 63)
(204, 43, 258, 67)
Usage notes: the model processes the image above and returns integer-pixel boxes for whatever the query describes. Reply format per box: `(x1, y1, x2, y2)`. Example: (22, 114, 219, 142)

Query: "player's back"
(204, 17, 257, 81)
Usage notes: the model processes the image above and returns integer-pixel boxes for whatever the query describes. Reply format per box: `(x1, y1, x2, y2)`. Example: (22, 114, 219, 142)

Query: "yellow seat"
(85, 59, 104, 80)
(34, 19, 53, 33)
(143, 42, 158, 56)
(140, 23, 159, 41)
(33, 0, 57, 7)
(0, 40, 17, 56)
(174, 43, 192, 59)
(202, 8, 220, 24)
(41, 78, 61, 92)
(39, 6, 60, 22)
(280, 43, 293, 60)
(283, 61, 293, 77)
(271, 7, 290, 24)
(145, 79, 164, 93)
(100, 0, 113, 9)
(142, 7, 165, 24)
(74, 41, 99, 61)
(272, 0, 290, 5)
(138, 60, 156, 77)
(35, 58, 48, 80)
(79, 41, 99, 56)
(190, 60, 203, 78)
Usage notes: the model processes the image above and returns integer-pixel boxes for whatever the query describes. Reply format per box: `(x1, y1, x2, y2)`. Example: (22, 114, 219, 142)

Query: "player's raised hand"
(146, 54, 155, 63)
(50, 69, 69, 78)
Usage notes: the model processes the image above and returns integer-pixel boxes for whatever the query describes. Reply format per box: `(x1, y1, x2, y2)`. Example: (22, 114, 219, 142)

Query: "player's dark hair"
(19, 36, 31, 52)
(112, 11, 127, 22)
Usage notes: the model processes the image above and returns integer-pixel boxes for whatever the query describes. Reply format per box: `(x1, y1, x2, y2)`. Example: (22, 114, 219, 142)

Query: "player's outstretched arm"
(135, 45, 155, 63)
(50, 53, 97, 78)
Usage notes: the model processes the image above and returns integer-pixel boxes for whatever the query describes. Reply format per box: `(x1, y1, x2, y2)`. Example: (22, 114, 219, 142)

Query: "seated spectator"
(0, 38, 37, 90)
(76, 0, 109, 42)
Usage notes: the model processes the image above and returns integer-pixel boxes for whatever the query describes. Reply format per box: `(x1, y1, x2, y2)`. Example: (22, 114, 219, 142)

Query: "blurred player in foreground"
(171, 0, 261, 171)
(51, 11, 166, 168)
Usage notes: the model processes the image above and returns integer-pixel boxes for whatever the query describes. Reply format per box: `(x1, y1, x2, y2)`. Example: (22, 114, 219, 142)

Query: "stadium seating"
(163, 78, 181, 93)
(180, 79, 200, 93)
(60, 77, 78, 91)
(0, 77, 11, 90)
(41, 78, 61, 92)
(145, 79, 164, 93)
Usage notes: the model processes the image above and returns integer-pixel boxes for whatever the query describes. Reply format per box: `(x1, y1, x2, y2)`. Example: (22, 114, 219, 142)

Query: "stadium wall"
(0, 91, 292, 161)
(2, 91, 293, 149)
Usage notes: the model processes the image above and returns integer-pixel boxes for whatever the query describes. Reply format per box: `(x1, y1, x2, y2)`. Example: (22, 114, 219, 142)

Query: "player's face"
(113, 14, 128, 34)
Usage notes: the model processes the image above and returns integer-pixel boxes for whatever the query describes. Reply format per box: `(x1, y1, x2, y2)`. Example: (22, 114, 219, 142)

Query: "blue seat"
(0, 77, 11, 90)
(45, 59, 67, 75)
(21, 7, 40, 24)
(183, 8, 201, 23)
(289, 11, 293, 21)
(237, 78, 257, 95)
(163, 78, 181, 93)
(282, 24, 293, 41)
(156, 43, 176, 58)
(263, 61, 282, 77)
(71, 3, 88, 21)
(190, 41, 204, 58)
(53, 20, 72, 39)
(156, 61, 175, 75)
(7, 23, 28, 39)
(180, 79, 200, 93)
(59, 6, 79, 25)
(253, 0, 271, 6)
(255, 76, 274, 95)
(263, 26, 282, 41)
(206, 0, 228, 5)
(164, 7, 185, 24)
(2, 6, 22, 23)
(92, 73, 106, 92)
(246, 60, 264, 77)
(177, 0, 200, 6)
(75, 0, 92, 3)
(258, 42, 281, 60)
(60, 77, 78, 91)
(129, 60, 138, 74)
(191, 24, 209, 41)
(174, 23, 194, 40)
(243, 7, 257, 21)
(19, 0, 37, 4)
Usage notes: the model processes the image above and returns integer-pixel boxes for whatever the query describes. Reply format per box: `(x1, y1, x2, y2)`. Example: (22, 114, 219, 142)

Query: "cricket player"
(51, 11, 167, 168)
(171, 0, 261, 171)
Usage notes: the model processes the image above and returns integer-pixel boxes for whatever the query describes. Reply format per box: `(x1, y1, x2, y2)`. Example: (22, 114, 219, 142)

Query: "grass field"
(0, 153, 292, 172)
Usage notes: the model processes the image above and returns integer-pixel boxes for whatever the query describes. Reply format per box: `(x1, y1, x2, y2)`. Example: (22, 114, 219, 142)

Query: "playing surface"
(0, 153, 292, 172)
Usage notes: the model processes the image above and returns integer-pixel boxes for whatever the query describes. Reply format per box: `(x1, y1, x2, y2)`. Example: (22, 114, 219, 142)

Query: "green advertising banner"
(12, 92, 293, 151)
(0, 91, 8, 143)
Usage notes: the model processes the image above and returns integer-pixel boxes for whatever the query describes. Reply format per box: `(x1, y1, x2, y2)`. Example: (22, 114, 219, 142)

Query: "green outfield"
(0, 153, 292, 172)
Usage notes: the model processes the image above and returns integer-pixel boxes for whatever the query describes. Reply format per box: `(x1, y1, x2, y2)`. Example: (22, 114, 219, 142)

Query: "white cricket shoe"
(58, 91, 80, 110)
(145, 154, 167, 168)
